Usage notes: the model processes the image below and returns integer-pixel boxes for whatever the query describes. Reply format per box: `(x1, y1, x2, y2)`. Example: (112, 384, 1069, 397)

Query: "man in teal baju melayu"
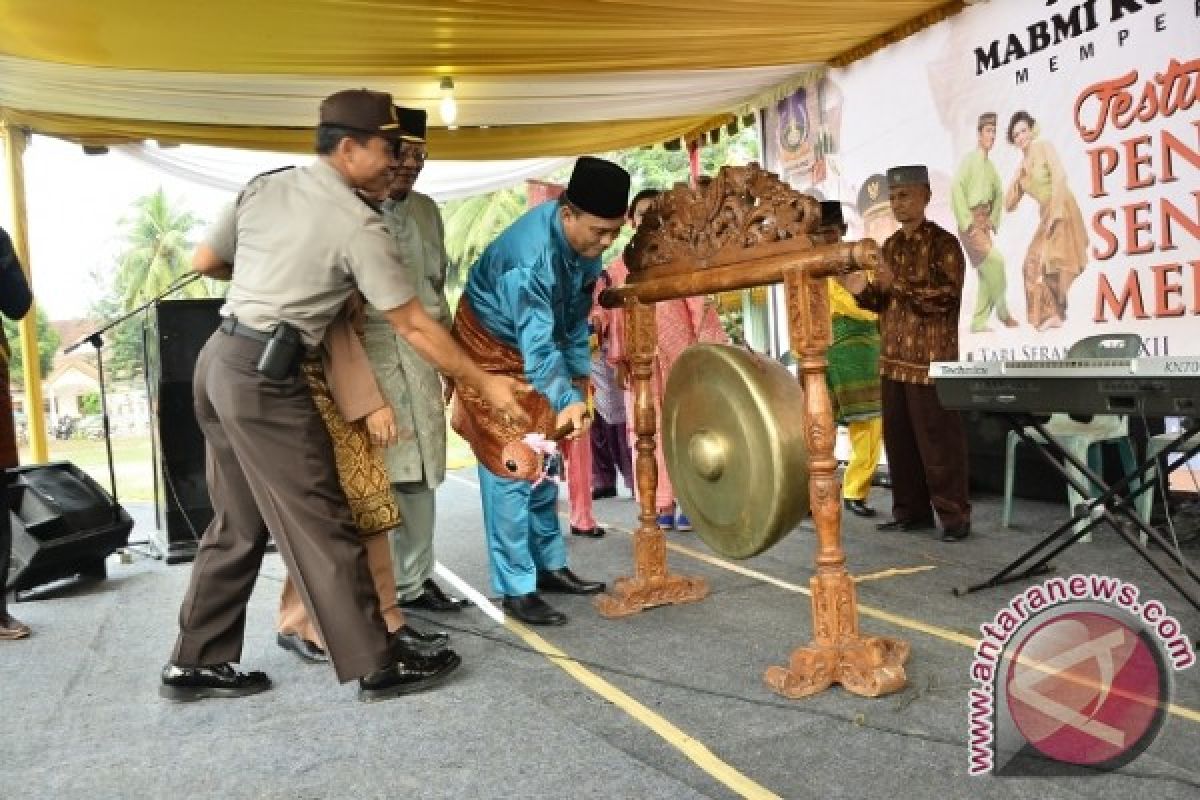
(952, 111, 1018, 333)
(449, 157, 628, 626)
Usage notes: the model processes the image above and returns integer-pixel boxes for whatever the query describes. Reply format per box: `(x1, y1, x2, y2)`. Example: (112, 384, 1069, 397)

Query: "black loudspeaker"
(5, 462, 134, 593)
(145, 298, 223, 563)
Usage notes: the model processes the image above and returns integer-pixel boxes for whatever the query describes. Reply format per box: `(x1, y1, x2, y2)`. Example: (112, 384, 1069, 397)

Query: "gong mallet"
(501, 417, 587, 482)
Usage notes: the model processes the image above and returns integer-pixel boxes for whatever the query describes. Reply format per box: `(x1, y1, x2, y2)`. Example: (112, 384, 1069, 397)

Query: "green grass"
(19, 435, 157, 501)
(17, 414, 478, 504)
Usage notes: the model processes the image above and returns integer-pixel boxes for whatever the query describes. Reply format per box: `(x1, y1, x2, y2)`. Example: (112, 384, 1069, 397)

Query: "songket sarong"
(825, 316, 882, 425)
(277, 356, 404, 646)
(447, 300, 555, 477)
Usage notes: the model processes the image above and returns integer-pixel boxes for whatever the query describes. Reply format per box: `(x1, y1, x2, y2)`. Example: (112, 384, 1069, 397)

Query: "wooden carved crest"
(625, 164, 821, 277)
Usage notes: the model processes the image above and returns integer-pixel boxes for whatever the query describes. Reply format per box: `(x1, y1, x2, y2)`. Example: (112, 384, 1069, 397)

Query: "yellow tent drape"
(0, 1, 959, 76)
(0, 109, 739, 160)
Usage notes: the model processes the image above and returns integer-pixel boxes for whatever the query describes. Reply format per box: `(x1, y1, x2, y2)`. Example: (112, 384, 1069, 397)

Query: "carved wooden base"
(594, 574, 710, 619)
(763, 571, 910, 698)
(763, 634, 911, 699)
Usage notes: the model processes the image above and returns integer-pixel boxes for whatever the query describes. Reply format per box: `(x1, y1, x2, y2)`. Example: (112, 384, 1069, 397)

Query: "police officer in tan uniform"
(161, 89, 527, 703)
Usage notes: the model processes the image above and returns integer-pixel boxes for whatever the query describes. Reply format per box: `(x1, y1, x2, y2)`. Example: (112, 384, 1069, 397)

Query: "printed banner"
(763, 0, 1198, 360)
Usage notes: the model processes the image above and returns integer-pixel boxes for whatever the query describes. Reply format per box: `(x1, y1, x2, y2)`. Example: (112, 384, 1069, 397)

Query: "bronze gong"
(662, 344, 810, 559)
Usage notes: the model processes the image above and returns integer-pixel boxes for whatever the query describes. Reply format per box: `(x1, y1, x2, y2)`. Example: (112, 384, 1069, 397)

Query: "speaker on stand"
(5, 462, 134, 594)
(144, 298, 223, 564)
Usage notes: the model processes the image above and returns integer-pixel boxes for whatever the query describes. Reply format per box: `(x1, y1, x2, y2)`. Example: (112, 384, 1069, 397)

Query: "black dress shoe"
(502, 593, 567, 626)
(843, 498, 877, 518)
(941, 523, 971, 542)
(570, 525, 607, 538)
(159, 663, 272, 702)
(400, 578, 469, 612)
(591, 487, 617, 500)
(276, 631, 329, 663)
(536, 567, 606, 595)
(358, 648, 462, 702)
(389, 624, 450, 654)
(876, 517, 935, 532)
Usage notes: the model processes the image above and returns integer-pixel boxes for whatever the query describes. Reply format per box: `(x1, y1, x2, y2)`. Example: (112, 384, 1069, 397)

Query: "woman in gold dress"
(1004, 110, 1089, 331)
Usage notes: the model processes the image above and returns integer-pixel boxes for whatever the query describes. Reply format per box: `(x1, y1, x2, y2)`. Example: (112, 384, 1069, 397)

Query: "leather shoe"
(159, 663, 271, 702)
(276, 631, 329, 663)
(502, 593, 567, 626)
(591, 487, 617, 500)
(570, 525, 606, 538)
(844, 498, 877, 518)
(358, 648, 462, 702)
(400, 578, 469, 612)
(390, 623, 449, 654)
(941, 524, 971, 542)
(0, 614, 31, 640)
(536, 567, 606, 595)
(876, 517, 934, 532)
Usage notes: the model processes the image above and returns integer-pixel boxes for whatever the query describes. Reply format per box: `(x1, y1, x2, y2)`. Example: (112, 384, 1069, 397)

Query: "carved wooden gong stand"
(596, 165, 909, 699)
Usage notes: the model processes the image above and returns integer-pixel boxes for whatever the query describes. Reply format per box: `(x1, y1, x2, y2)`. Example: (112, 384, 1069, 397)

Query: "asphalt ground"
(1, 470, 1198, 799)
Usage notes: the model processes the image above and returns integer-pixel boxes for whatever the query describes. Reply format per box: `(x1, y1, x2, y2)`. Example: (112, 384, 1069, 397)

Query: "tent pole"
(686, 139, 701, 187)
(2, 123, 48, 462)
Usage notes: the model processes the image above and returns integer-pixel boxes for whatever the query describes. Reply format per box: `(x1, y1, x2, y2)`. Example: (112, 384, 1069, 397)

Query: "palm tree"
(441, 186, 526, 289)
(114, 188, 209, 310)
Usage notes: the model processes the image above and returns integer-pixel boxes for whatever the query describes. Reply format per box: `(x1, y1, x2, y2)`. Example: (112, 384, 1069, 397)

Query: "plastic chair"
(1002, 414, 1142, 538)
(1135, 426, 1200, 527)
(1001, 333, 1146, 539)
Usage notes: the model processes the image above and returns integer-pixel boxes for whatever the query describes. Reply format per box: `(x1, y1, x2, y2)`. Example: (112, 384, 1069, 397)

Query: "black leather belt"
(219, 316, 272, 343)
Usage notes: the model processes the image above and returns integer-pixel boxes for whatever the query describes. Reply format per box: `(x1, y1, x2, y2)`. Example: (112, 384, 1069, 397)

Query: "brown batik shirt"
(855, 219, 965, 385)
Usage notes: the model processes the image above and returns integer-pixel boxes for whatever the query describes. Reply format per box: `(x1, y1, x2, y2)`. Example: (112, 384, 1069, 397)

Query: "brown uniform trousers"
(881, 378, 971, 529)
(171, 330, 390, 682)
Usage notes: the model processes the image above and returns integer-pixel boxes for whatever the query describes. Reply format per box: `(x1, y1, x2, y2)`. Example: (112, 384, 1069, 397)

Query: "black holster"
(256, 321, 305, 380)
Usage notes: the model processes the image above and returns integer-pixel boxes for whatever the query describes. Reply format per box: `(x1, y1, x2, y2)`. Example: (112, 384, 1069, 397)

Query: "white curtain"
(110, 143, 573, 201)
(0, 55, 813, 129)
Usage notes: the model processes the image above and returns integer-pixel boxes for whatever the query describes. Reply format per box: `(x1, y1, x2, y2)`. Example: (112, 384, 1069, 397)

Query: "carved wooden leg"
(763, 272, 909, 697)
(595, 300, 708, 618)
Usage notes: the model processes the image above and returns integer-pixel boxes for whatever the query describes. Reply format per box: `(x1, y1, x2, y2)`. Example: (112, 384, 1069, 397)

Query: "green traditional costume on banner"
(951, 148, 1011, 332)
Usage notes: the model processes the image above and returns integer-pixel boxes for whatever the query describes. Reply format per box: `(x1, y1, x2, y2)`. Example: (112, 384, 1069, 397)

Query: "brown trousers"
(171, 331, 391, 682)
(278, 530, 403, 645)
(881, 378, 971, 530)
(277, 357, 405, 644)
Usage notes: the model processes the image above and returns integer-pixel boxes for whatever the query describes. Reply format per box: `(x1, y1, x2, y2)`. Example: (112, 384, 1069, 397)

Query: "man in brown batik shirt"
(848, 165, 972, 541)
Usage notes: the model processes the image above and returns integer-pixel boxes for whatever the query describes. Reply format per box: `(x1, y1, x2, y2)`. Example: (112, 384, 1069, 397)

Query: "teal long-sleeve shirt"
(950, 149, 1003, 233)
(463, 201, 601, 413)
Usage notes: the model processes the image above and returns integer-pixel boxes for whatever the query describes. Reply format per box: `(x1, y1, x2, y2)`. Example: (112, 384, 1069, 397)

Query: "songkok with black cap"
(977, 112, 997, 131)
(819, 201, 845, 229)
(565, 157, 631, 220)
(886, 164, 930, 188)
(394, 106, 427, 143)
(319, 89, 402, 138)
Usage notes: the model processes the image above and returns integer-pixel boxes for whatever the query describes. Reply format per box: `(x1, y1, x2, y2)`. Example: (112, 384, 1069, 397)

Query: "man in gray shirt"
(161, 89, 526, 703)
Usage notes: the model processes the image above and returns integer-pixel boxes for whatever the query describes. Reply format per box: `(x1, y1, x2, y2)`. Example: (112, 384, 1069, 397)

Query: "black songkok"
(565, 157, 631, 220)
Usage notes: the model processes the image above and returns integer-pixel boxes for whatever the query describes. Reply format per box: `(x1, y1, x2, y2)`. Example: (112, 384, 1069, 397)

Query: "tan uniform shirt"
(207, 159, 415, 346)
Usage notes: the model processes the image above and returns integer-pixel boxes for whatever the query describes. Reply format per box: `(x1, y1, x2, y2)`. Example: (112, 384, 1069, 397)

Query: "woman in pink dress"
(605, 189, 729, 531)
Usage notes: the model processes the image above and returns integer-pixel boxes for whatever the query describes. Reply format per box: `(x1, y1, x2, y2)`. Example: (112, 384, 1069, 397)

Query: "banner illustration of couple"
(764, 0, 1198, 360)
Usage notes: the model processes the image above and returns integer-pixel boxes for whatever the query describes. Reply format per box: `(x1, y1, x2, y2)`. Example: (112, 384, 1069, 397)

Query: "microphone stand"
(62, 273, 205, 532)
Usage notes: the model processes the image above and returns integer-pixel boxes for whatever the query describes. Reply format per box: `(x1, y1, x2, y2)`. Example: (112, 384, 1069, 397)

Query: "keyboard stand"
(953, 416, 1200, 613)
